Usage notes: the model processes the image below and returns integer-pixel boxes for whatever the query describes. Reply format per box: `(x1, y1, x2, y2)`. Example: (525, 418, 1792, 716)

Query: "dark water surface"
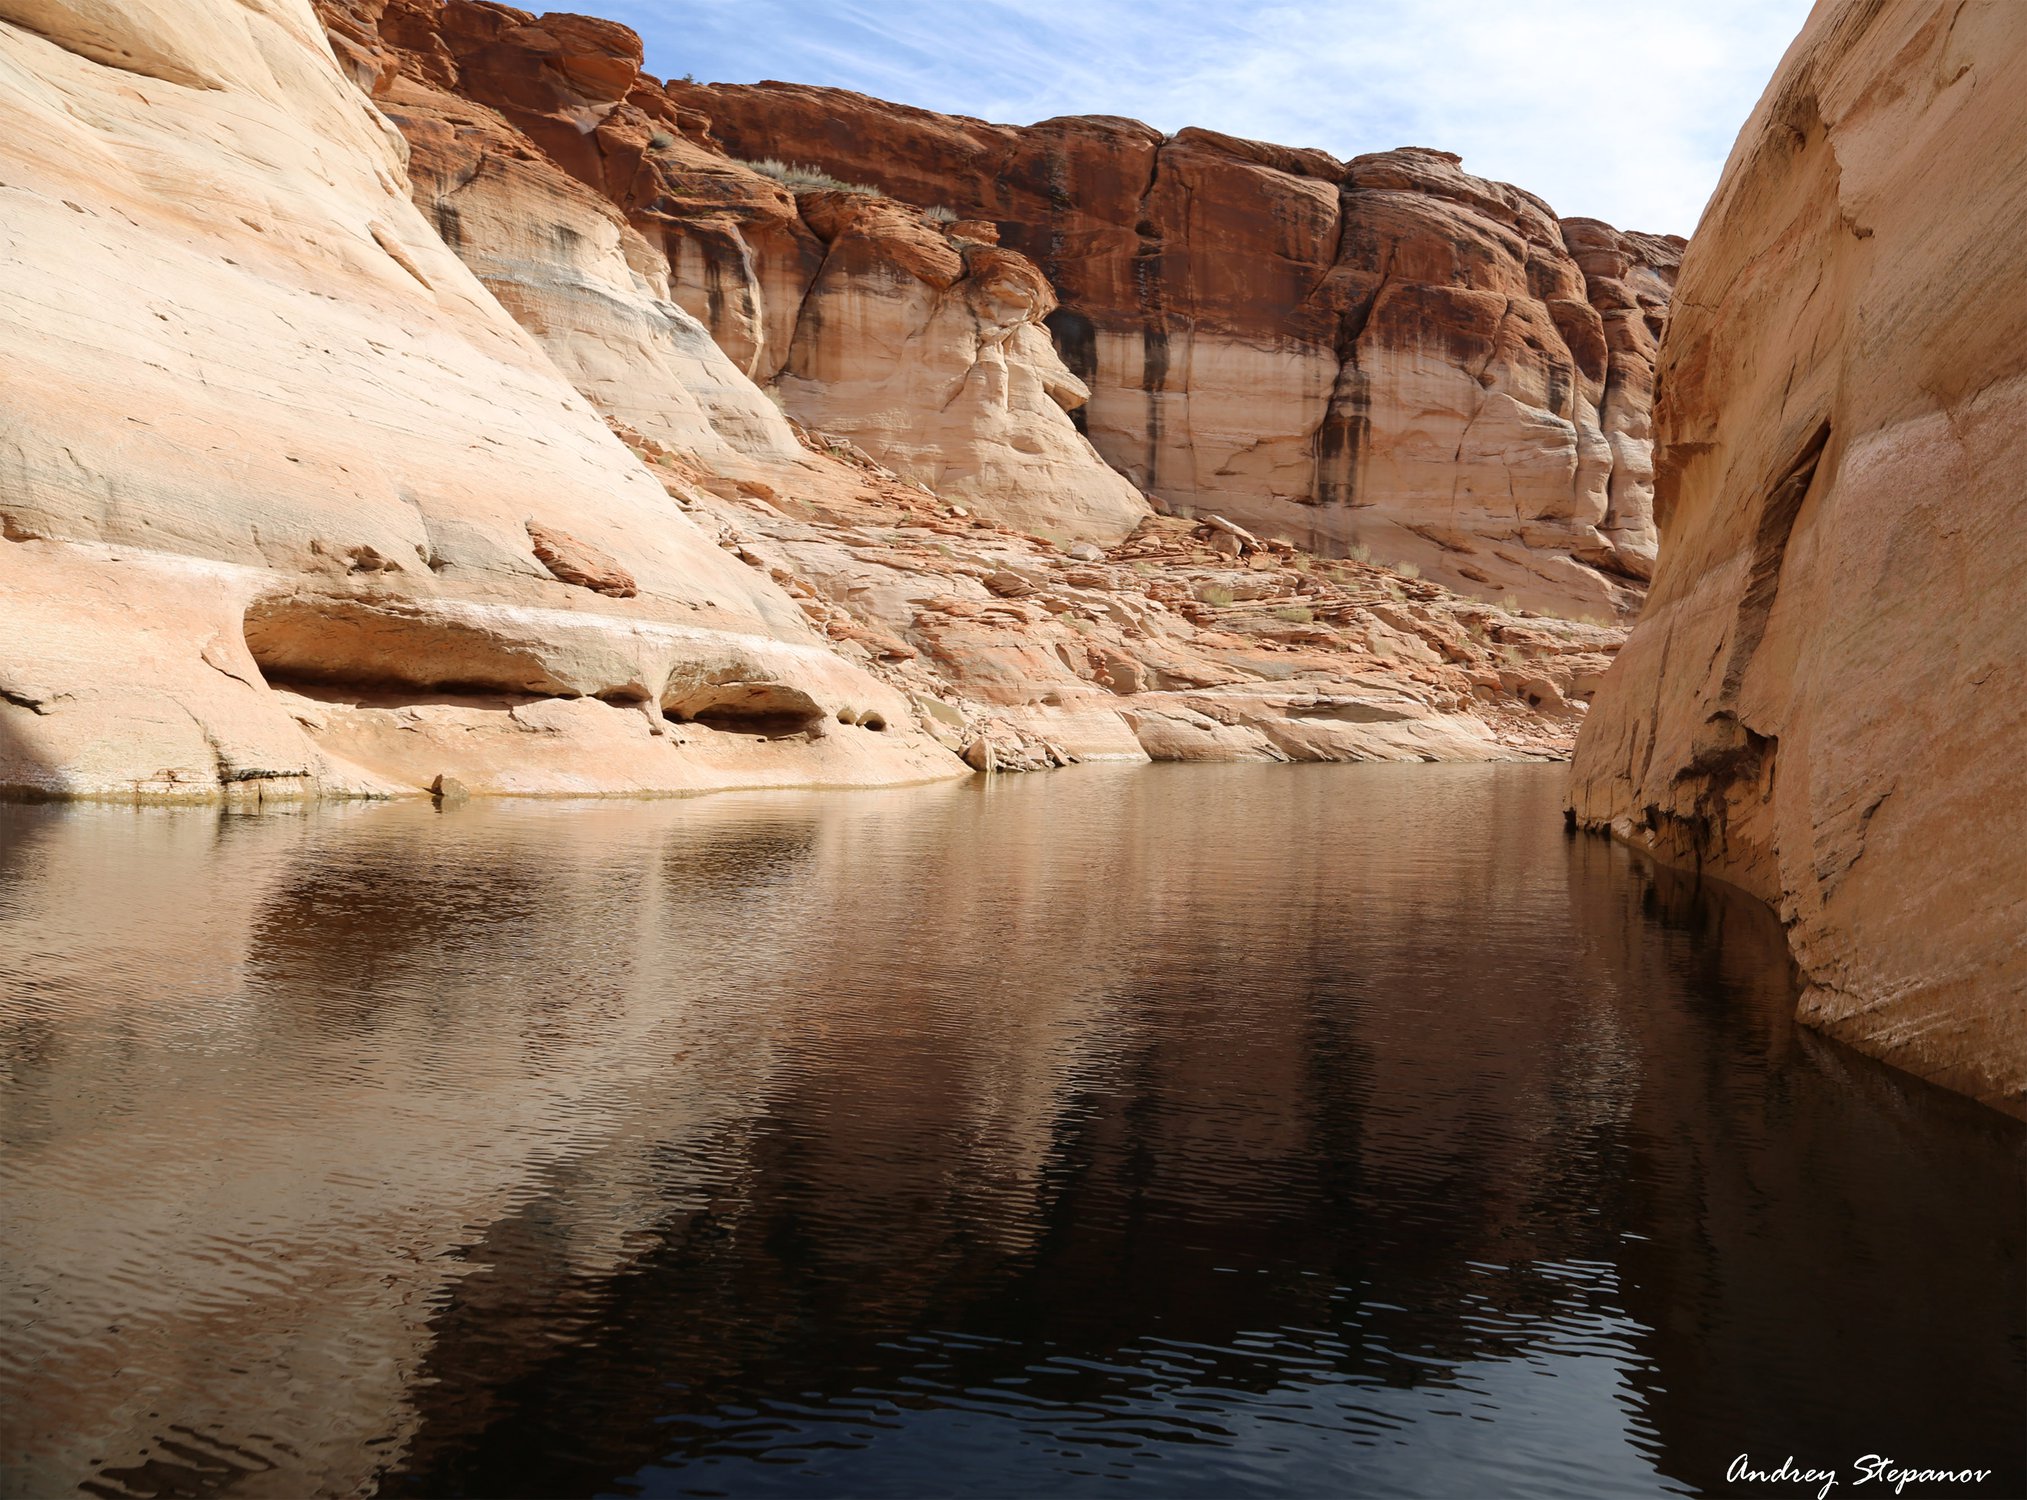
(1, 764, 2021, 1500)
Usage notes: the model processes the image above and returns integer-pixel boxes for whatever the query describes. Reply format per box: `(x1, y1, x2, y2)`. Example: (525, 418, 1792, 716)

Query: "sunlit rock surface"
(1570, 0, 2027, 1110)
(317, 0, 1149, 541)
(672, 84, 1681, 615)
(304, 0, 1627, 771)
(0, 0, 957, 799)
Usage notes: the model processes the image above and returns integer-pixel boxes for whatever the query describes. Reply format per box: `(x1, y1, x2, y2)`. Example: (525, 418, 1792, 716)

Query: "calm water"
(0, 764, 2021, 1500)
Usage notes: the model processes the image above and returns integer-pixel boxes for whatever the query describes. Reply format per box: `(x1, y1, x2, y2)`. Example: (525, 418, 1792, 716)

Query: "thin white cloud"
(606, 0, 1814, 235)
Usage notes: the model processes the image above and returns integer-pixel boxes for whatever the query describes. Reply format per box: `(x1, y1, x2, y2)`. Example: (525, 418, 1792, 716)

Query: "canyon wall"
(673, 83, 1683, 617)
(0, 0, 1626, 800)
(1569, 0, 2027, 1111)
(318, 0, 1151, 542)
(300, 0, 1620, 773)
(0, 0, 955, 799)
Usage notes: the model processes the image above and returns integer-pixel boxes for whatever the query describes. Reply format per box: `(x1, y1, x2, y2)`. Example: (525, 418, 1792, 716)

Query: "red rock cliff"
(319, 0, 1150, 541)
(671, 82, 1682, 616)
(310, 0, 1625, 774)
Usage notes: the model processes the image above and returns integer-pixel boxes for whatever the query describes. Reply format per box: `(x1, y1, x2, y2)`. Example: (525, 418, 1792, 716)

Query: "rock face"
(321, 1, 806, 469)
(1569, 0, 2027, 1112)
(318, 0, 1150, 542)
(296, 0, 1622, 774)
(1560, 218, 1682, 581)
(766, 196, 1147, 541)
(672, 84, 1682, 616)
(0, 0, 955, 799)
(0, 0, 1624, 801)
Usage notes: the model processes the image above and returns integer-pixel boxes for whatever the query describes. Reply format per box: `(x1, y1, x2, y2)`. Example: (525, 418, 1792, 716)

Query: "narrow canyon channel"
(1, 764, 2021, 1499)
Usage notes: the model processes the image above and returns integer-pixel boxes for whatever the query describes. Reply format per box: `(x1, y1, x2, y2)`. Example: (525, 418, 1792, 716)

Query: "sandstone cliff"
(0, 0, 1625, 801)
(1569, 0, 2027, 1111)
(301, 0, 1619, 772)
(672, 83, 1683, 617)
(0, 0, 955, 799)
(318, 0, 1151, 542)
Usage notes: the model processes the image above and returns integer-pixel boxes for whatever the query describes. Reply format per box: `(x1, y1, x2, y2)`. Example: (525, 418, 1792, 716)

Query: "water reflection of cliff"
(1592, 852, 2027, 1490)
(0, 767, 2019, 1500)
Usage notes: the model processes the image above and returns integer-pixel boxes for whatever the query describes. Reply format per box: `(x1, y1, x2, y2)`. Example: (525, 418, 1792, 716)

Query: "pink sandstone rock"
(1569, 0, 2027, 1113)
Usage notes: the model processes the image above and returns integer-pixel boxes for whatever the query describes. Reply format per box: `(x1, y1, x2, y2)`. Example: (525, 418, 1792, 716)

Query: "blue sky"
(599, 0, 1815, 236)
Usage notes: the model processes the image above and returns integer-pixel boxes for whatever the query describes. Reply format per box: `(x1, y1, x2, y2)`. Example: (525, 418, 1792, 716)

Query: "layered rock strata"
(671, 83, 1683, 615)
(298, 0, 1618, 772)
(0, 0, 1622, 801)
(0, 0, 954, 799)
(1569, 0, 2027, 1111)
(317, 0, 1150, 542)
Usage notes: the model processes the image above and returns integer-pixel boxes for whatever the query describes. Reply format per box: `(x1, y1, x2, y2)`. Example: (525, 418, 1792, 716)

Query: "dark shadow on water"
(1607, 856, 2027, 1496)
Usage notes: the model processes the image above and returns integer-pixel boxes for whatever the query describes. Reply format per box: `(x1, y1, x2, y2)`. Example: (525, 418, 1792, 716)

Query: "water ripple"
(0, 766, 2020, 1499)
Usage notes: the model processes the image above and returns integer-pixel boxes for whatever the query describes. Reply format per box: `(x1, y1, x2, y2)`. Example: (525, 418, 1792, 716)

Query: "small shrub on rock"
(738, 157, 881, 196)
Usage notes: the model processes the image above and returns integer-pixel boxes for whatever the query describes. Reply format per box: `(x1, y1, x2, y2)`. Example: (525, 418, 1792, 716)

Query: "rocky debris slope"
(671, 83, 1683, 616)
(1569, 0, 2027, 1111)
(620, 422, 1617, 772)
(0, 0, 955, 799)
(317, 0, 1149, 541)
